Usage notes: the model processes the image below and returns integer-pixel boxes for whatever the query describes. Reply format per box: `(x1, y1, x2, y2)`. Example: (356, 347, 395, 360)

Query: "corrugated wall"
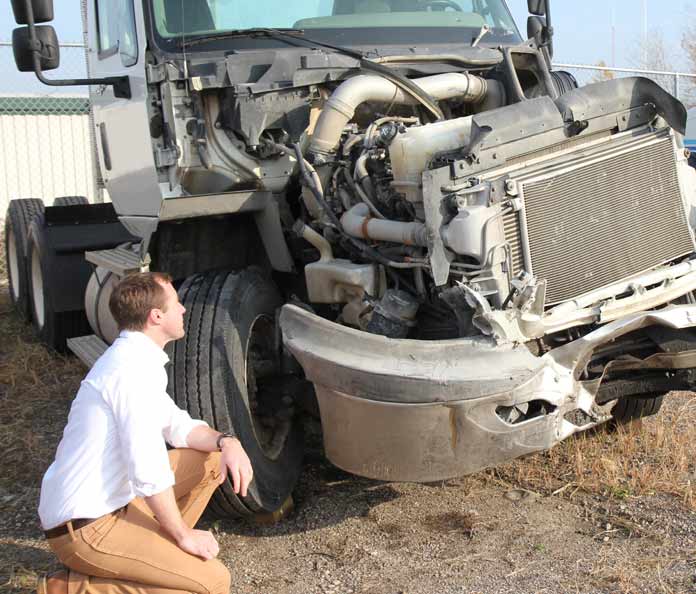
(0, 113, 96, 216)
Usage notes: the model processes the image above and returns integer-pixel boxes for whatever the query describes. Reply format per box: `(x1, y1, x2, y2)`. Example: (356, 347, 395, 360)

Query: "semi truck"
(6, 0, 696, 520)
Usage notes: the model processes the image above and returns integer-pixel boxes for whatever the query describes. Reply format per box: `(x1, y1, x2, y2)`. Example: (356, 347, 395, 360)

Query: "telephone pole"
(642, 0, 648, 66)
(611, 3, 616, 67)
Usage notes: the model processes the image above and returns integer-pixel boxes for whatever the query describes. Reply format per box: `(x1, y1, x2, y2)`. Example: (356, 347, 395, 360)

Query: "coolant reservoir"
(389, 116, 474, 204)
(305, 259, 380, 303)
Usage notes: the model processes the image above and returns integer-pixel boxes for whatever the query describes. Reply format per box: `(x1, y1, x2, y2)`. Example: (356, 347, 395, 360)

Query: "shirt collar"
(118, 331, 170, 366)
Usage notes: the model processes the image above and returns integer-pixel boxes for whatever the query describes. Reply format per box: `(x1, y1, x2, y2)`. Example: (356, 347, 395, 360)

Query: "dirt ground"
(0, 245, 694, 594)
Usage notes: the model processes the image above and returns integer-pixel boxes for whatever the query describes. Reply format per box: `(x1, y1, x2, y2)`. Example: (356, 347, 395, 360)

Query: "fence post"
(674, 74, 680, 101)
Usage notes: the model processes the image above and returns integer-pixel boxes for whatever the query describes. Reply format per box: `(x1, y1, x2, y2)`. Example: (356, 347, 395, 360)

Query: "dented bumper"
(280, 304, 696, 482)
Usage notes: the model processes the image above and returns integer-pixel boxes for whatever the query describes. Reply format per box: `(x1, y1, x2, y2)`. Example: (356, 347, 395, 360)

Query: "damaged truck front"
(8, 0, 696, 516)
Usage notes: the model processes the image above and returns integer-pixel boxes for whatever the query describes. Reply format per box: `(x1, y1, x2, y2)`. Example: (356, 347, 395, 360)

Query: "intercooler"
(503, 131, 694, 305)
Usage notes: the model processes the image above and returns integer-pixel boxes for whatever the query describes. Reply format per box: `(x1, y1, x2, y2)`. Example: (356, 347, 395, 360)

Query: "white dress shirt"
(38, 331, 208, 530)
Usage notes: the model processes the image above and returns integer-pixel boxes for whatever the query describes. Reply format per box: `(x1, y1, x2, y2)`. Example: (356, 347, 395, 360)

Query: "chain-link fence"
(553, 62, 696, 109)
(0, 41, 99, 217)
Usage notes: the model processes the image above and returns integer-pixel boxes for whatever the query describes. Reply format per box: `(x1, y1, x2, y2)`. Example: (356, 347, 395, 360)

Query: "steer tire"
(4, 198, 45, 321)
(26, 213, 91, 352)
(611, 393, 664, 425)
(168, 268, 303, 519)
(53, 195, 89, 207)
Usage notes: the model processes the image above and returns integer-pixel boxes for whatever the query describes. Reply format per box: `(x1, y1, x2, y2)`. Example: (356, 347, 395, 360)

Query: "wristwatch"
(216, 433, 237, 451)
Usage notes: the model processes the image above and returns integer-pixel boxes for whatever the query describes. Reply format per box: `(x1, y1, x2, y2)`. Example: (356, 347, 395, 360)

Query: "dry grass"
(493, 395, 696, 511)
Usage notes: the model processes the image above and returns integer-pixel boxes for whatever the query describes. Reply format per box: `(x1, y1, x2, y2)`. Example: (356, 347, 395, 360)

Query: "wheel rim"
(7, 226, 20, 301)
(31, 246, 45, 329)
(245, 314, 292, 461)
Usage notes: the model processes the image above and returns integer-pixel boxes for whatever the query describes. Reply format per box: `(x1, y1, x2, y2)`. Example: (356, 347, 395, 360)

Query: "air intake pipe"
(309, 72, 503, 158)
(340, 203, 428, 247)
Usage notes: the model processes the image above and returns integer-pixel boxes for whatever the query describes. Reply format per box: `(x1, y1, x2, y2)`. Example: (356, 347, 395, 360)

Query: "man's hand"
(219, 437, 253, 497)
(176, 527, 220, 560)
(145, 487, 219, 560)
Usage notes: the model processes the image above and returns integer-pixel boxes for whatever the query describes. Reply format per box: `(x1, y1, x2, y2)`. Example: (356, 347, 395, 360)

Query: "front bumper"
(280, 304, 696, 482)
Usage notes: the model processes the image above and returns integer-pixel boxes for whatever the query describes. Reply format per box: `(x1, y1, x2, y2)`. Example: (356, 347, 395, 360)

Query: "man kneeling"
(38, 272, 252, 594)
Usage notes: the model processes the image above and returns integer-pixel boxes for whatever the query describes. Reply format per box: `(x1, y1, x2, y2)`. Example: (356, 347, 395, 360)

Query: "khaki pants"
(46, 449, 231, 594)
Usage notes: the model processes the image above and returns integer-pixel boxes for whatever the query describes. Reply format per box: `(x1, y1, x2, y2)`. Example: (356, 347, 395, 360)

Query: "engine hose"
(290, 143, 420, 292)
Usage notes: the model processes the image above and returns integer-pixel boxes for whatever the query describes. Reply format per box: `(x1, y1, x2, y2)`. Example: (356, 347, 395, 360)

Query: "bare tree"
(635, 32, 678, 90)
(681, 23, 696, 107)
(589, 60, 615, 84)
(631, 30, 695, 107)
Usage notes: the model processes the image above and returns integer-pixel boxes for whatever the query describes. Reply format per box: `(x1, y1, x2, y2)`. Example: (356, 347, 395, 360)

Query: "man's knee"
(201, 559, 230, 594)
(203, 450, 222, 470)
(168, 449, 222, 478)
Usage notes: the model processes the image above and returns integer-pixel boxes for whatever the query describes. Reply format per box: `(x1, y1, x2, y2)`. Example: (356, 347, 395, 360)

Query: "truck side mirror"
(13, 25, 60, 71)
(10, 0, 130, 98)
(11, 0, 54, 24)
(527, 0, 546, 16)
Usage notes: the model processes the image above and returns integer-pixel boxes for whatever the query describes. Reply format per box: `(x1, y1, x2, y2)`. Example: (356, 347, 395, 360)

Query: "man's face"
(155, 281, 186, 341)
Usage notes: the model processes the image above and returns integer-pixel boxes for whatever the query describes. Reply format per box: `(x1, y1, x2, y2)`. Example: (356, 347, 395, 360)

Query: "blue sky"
(1, 1, 695, 77)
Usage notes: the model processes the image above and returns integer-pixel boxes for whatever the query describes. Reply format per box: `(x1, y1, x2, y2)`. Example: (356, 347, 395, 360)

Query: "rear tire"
(611, 393, 664, 424)
(168, 268, 303, 518)
(4, 199, 44, 321)
(53, 196, 89, 207)
(26, 214, 90, 352)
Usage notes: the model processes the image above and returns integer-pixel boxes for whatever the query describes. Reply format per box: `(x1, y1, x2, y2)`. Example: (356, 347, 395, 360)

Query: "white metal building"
(0, 95, 97, 217)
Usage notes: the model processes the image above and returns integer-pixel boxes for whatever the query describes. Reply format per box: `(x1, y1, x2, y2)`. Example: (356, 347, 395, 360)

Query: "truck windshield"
(150, 0, 521, 51)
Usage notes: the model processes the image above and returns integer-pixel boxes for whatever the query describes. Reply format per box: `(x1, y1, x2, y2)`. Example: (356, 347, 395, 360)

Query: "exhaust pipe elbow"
(309, 73, 495, 158)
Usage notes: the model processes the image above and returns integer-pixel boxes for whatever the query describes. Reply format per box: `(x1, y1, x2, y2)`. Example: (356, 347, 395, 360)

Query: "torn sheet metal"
(280, 304, 696, 482)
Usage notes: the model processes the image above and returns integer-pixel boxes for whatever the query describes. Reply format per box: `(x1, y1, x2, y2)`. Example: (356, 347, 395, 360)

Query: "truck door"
(85, 0, 162, 219)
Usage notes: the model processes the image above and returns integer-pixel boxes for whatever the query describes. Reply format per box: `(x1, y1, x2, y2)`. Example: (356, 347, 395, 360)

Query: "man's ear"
(147, 307, 163, 327)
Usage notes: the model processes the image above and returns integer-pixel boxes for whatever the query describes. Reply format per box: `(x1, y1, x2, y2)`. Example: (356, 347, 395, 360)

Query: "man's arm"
(186, 425, 254, 498)
(145, 487, 219, 560)
(110, 378, 222, 560)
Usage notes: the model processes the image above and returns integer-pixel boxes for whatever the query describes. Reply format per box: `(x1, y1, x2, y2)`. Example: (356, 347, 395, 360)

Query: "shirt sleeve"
(109, 374, 176, 498)
(161, 396, 209, 448)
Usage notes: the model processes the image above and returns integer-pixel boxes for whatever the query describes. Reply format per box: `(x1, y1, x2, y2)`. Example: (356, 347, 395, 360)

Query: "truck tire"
(53, 195, 89, 207)
(611, 393, 664, 424)
(168, 269, 303, 519)
(4, 198, 44, 321)
(26, 213, 90, 352)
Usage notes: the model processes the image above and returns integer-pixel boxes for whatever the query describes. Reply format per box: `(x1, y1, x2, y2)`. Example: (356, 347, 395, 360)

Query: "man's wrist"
(216, 433, 237, 451)
(170, 522, 192, 544)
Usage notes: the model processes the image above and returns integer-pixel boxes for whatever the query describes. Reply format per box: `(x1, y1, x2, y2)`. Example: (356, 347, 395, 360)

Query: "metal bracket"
(146, 63, 167, 85)
(154, 146, 178, 168)
(85, 245, 144, 276)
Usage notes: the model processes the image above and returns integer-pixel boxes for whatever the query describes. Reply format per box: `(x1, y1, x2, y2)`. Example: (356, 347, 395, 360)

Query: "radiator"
(503, 132, 694, 305)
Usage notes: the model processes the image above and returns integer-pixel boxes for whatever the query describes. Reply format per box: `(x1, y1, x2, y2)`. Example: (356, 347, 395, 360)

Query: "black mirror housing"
(527, 15, 545, 42)
(527, 0, 546, 16)
(527, 15, 553, 60)
(11, 0, 54, 24)
(13, 26, 60, 72)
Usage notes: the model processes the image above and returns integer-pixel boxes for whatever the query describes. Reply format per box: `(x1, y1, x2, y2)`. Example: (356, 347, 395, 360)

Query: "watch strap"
(216, 432, 236, 451)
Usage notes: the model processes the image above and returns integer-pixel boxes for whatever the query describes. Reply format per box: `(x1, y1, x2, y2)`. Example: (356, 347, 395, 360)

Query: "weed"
(494, 395, 696, 510)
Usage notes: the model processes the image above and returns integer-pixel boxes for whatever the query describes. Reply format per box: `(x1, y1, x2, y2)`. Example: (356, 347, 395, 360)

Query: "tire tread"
(170, 269, 302, 519)
(4, 198, 44, 320)
(612, 393, 664, 424)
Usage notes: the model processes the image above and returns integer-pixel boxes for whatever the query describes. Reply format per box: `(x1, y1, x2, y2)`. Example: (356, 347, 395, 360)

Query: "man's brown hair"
(109, 272, 174, 331)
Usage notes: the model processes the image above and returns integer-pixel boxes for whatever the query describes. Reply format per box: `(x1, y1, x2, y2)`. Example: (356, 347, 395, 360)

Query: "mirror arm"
(22, 0, 131, 99)
(544, 1, 553, 45)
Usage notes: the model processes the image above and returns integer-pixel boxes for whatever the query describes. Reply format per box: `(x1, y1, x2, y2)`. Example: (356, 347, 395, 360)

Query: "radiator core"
(503, 134, 694, 305)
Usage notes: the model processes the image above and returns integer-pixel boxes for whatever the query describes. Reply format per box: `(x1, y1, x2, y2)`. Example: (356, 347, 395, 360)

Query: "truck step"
(85, 245, 143, 275)
(67, 334, 108, 368)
